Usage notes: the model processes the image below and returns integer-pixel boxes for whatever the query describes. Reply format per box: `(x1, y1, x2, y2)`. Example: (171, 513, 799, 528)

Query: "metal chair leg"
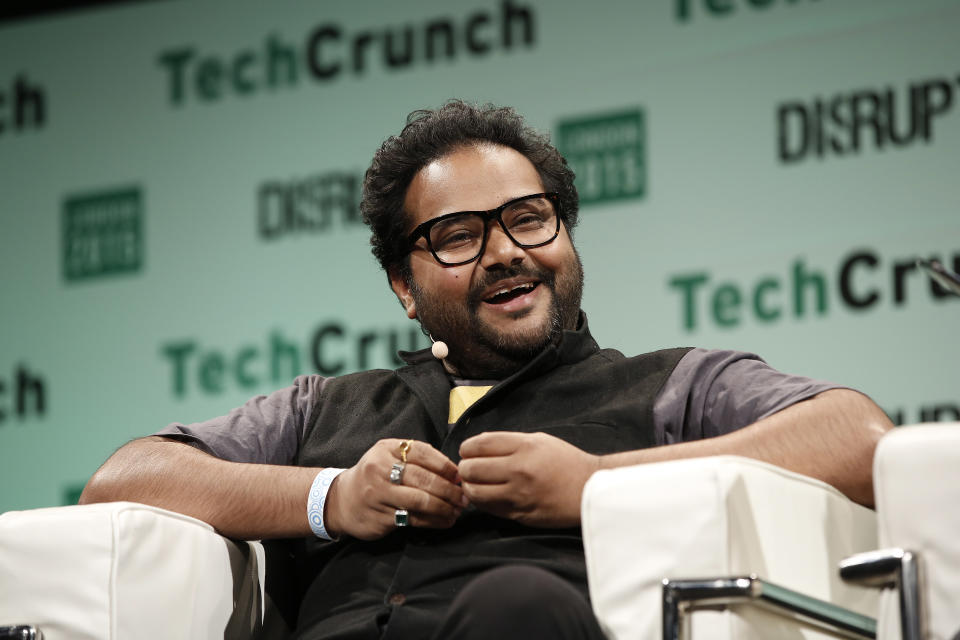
(840, 548, 925, 640)
(662, 575, 876, 640)
(0, 626, 42, 640)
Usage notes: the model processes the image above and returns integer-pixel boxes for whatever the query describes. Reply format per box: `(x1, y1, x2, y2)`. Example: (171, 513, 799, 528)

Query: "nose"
(479, 221, 525, 269)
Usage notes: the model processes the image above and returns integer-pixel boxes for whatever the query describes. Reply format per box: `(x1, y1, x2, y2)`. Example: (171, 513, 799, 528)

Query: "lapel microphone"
(431, 339, 449, 361)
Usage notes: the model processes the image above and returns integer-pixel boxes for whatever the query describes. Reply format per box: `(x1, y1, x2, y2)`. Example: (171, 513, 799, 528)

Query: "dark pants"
(430, 565, 607, 640)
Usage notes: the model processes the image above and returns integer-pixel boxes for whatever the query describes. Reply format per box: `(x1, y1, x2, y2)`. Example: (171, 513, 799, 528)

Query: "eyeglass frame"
(405, 192, 562, 266)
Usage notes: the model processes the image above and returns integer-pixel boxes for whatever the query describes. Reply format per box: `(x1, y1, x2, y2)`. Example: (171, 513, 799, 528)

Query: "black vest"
(291, 321, 690, 639)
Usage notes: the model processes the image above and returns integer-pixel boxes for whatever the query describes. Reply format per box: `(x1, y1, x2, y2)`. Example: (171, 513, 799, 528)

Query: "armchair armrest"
(581, 456, 878, 640)
(0, 501, 288, 640)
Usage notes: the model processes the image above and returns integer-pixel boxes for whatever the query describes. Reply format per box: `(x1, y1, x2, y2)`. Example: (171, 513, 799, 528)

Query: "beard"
(409, 251, 584, 379)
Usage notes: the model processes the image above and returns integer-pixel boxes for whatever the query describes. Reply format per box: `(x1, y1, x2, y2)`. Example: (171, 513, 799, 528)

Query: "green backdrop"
(2, 0, 958, 512)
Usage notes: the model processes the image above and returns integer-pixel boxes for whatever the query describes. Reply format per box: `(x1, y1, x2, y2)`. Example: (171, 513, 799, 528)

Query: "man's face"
(391, 143, 583, 378)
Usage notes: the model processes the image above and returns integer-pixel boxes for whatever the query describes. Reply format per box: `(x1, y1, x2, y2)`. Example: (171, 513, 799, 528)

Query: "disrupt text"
(777, 72, 959, 163)
(258, 171, 362, 239)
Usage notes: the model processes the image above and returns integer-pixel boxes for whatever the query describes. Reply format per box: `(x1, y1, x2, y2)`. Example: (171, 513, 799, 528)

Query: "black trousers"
(429, 565, 607, 640)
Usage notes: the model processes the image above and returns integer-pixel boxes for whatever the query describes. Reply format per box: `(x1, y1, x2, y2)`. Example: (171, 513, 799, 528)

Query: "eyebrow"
(435, 191, 546, 217)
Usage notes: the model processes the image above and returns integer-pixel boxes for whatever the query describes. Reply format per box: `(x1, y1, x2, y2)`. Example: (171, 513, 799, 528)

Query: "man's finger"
(459, 431, 525, 458)
(397, 440, 460, 482)
(461, 481, 515, 515)
(458, 456, 511, 485)
(367, 502, 458, 534)
(390, 486, 463, 521)
(406, 509, 460, 529)
(398, 463, 468, 506)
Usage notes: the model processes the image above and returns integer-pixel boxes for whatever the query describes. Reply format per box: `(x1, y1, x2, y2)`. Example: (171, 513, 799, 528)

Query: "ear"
(389, 266, 418, 319)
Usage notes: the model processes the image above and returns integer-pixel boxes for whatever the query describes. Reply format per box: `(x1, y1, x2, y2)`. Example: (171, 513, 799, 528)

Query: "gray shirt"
(155, 348, 842, 464)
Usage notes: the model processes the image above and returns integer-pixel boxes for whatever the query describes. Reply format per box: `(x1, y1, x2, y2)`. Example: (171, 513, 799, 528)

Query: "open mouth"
(483, 281, 540, 304)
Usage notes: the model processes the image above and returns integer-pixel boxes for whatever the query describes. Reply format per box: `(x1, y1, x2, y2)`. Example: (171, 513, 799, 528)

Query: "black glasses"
(407, 192, 561, 266)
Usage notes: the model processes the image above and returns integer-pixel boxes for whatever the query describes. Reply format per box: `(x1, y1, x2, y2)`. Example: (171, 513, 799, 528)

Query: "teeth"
(487, 282, 535, 300)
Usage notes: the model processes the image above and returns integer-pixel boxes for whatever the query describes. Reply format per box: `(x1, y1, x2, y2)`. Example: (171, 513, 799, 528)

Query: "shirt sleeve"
(153, 374, 329, 465)
(654, 348, 846, 445)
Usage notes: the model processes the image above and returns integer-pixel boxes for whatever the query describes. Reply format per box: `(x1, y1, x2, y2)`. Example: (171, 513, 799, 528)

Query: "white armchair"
(8, 445, 950, 640)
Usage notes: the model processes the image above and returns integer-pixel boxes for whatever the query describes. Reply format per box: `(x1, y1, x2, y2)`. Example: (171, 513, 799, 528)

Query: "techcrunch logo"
(158, 1, 535, 106)
(161, 321, 428, 398)
(778, 72, 960, 164)
(676, 0, 821, 22)
(0, 363, 46, 425)
(0, 74, 46, 137)
(62, 483, 86, 506)
(669, 248, 959, 331)
(886, 401, 959, 426)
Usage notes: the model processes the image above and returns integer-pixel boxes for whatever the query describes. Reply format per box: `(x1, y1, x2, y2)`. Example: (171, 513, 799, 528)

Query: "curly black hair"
(360, 100, 579, 277)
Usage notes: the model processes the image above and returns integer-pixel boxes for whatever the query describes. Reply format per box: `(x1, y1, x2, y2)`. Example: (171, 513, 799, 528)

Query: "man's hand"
(458, 432, 601, 527)
(325, 439, 466, 540)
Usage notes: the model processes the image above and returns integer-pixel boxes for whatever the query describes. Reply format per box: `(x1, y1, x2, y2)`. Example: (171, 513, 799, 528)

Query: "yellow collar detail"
(448, 385, 493, 423)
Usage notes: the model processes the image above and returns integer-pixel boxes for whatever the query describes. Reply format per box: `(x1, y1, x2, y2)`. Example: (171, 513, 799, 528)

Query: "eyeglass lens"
(429, 195, 557, 264)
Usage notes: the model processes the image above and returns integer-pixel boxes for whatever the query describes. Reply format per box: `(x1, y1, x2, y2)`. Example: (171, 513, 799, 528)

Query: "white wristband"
(307, 467, 346, 540)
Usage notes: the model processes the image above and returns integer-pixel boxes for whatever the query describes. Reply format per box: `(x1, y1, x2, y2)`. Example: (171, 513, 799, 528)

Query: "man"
(81, 101, 892, 640)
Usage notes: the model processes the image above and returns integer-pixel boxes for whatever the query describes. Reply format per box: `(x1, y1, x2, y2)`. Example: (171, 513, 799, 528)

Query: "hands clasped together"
(324, 432, 602, 541)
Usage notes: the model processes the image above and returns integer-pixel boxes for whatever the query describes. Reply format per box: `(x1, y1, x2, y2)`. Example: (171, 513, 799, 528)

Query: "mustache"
(467, 266, 556, 307)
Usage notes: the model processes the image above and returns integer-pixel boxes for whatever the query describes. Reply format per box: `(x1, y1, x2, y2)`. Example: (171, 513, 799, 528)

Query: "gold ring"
(399, 439, 413, 463)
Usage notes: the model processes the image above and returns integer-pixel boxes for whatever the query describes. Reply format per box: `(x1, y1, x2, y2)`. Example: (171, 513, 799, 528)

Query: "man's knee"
(458, 565, 582, 616)
(436, 565, 604, 640)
